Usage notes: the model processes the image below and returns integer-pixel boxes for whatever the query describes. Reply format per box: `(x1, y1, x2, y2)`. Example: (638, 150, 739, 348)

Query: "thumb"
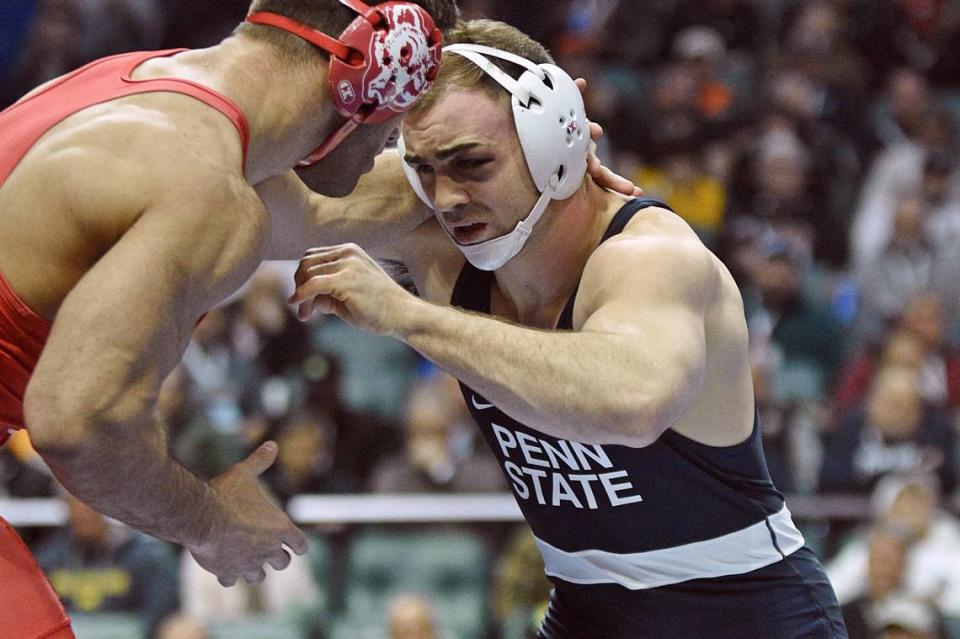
(242, 441, 279, 476)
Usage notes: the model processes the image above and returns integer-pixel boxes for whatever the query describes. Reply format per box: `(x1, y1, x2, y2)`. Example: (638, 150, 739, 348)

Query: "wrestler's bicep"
(573, 237, 712, 429)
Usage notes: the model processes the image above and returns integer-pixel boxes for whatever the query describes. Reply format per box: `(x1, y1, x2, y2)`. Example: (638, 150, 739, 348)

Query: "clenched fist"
(289, 243, 420, 336)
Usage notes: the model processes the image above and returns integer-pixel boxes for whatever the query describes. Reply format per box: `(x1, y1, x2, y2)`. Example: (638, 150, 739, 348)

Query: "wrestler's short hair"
(237, 0, 460, 62)
(411, 19, 555, 113)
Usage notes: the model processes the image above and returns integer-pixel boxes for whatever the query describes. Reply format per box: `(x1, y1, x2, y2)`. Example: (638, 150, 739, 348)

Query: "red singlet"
(0, 49, 249, 639)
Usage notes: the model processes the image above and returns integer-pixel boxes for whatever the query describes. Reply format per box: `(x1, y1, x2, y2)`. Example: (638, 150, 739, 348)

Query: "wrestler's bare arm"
(432, 236, 709, 446)
(24, 172, 305, 584)
(257, 151, 432, 260)
(290, 213, 714, 448)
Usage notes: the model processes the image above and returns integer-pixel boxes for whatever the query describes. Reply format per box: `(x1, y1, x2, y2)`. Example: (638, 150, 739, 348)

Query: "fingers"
(282, 525, 310, 556)
(267, 548, 293, 571)
(575, 77, 587, 92)
(606, 169, 644, 197)
(294, 245, 353, 286)
(288, 273, 336, 308)
(298, 298, 317, 322)
(587, 143, 602, 174)
(218, 575, 238, 588)
(589, 121, 603, 141)
(289, 256, 350, 308)
(241, 441, 279, 477)
(243, 568, 267, 585)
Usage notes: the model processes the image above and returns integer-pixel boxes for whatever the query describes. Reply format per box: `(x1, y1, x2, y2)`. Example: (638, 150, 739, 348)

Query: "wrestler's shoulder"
(41, 91, 246, 187)
(593, 207, 715, 277)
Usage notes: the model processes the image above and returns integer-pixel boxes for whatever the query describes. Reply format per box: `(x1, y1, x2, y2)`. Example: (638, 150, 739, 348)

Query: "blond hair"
(412, 19, 554, 113)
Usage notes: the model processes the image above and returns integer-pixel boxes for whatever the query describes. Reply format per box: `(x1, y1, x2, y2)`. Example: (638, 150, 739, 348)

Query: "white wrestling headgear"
(398, 43, 590, 270)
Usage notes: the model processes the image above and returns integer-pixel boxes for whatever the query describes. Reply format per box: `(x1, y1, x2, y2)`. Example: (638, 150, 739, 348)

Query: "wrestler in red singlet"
(0, 50, 249, 639)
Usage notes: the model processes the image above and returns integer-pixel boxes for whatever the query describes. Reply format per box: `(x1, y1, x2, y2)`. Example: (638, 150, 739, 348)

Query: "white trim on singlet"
(535, 504, 805, 590)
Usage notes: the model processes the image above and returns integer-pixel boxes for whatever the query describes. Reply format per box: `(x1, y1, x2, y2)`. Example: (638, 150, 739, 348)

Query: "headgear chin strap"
(399, 43, 590, 271)
(246, 0, 443, 166)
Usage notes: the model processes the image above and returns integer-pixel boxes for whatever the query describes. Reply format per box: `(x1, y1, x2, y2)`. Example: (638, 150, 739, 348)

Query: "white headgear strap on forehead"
(441, 44, 539, 105)
(398, 43, 590, 271)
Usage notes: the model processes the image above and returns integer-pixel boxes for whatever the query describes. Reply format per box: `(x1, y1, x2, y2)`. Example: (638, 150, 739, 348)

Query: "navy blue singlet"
(451, 198, 847, 638)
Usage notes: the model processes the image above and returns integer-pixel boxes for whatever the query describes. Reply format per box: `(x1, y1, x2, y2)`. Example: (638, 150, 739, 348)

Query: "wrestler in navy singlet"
(451, 198, 847, 638)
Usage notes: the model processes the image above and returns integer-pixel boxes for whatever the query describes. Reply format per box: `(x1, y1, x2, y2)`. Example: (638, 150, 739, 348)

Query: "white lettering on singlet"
(491, 423, 642, 510)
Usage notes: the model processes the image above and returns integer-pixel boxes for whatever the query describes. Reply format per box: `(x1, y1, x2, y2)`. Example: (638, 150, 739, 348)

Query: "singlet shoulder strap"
(557, 198, 673, 330)
(119, 50, 251, 170)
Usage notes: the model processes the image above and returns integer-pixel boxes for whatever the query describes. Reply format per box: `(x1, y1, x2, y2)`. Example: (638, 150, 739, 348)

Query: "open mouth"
(450, 222, 488, 245)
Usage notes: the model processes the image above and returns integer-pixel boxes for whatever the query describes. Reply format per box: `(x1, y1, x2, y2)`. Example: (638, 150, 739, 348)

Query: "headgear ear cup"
(512, 63, 589, 199)
(246, 0, 443, 165)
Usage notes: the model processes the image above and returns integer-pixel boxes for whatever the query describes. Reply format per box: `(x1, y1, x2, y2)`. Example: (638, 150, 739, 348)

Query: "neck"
(170, 35, 340, 183)
(493, 181, 631, 326)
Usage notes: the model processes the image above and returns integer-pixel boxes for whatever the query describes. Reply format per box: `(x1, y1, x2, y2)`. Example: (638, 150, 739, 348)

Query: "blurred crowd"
(3, 0, 960, 638)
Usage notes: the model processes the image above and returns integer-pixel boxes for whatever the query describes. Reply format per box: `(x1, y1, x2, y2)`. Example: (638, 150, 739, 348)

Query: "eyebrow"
(404, 142, 481, 165)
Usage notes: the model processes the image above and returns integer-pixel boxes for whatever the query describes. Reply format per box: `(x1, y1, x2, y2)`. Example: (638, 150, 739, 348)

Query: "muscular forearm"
(302, 152, 431, 255)
(395, 299, 672, 446)
(37, 415, 222, 551)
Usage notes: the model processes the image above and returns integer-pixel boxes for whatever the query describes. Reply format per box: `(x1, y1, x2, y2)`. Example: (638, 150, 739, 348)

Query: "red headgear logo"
(338, 79, 357, 105)
(359, 4, 442, 113)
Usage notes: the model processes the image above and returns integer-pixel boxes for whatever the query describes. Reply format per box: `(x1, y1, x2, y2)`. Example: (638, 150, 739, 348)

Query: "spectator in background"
(780, 0, 874, 154)
(728, 119, 837, 263)
(831, 328, 952, 422)
(871, 68, 933, 150)
(371, 371, 505, 494)
(387, 593, 440, 639)
(637, 61, 705, 162)
(262, 406, 359, 503)
(632, 144, 727, 246)
(898, 293, 960, 413)
(852, 100, 957, 272)
(855, 197, 942, 342)
(820, 366, 957, 495)
(745, 234, 846, 401)
(921, 152, 960, 255)
(34, 493, 179, 639)
(671, 25, 746, 136)
(767, 67, 861, 261)
(841, 529, 945, 639)
(668, 0, 765, 57)
(828, 474, 960, 636)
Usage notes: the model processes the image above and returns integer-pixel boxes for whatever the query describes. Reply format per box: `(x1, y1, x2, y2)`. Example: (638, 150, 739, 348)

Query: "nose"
(431, 172, 470, 212)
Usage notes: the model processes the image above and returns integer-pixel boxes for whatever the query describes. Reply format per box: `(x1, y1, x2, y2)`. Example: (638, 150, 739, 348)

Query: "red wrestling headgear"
(246, 0, 443, 166)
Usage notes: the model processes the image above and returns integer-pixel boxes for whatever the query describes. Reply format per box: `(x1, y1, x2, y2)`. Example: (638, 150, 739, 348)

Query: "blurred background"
(2, 0, 960, 638)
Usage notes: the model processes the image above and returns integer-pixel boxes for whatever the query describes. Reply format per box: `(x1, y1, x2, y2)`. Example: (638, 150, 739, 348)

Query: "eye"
(385, 128, 400, 146)
(457, 158, 491, 170)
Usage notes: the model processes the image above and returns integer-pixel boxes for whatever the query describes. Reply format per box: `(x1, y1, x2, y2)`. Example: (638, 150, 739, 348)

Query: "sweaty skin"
(290, 87, 755, 449)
